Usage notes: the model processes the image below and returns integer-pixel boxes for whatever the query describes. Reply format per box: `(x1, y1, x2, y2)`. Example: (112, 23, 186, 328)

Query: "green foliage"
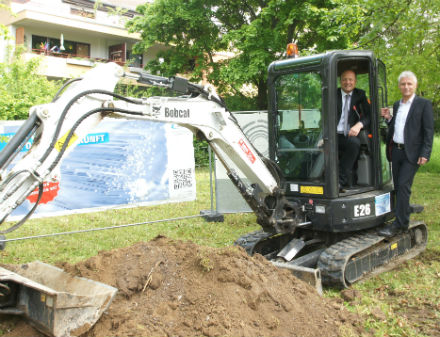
(193, 137, 209, 167)
(223, 95, 259, 112)
(127, 0, 222, 80)
(328, 0, 440, 110)
(418, 135, 440, 174)
(127, 0, 350, 109)
(435, 117, 440, 134)
(196, 247, 214, 272)
(115, 82, 182, 99)
(127, 0, 439, 117)
(0, 48, 60, 120)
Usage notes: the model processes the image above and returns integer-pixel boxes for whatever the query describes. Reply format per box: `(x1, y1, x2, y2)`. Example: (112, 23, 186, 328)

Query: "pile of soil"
(1, 236, 367, 337)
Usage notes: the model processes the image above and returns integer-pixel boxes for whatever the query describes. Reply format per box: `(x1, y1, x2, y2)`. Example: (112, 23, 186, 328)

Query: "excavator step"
(235, 230, 323, 293)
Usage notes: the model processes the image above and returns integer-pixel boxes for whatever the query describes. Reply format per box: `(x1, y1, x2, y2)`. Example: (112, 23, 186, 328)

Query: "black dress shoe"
(377, 223, 400, 238)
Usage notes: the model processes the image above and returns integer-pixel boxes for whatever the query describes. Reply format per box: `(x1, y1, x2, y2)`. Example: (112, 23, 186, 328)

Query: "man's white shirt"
(393, 94, 415, 144)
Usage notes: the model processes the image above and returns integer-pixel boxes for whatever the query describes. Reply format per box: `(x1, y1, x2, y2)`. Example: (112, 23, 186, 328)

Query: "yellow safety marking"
(390, 243, 398, 250)
(55, 131, 78, 152)
(300, 185, 324, 195)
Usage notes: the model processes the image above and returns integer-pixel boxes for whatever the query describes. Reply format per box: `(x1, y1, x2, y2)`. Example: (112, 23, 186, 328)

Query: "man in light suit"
(378, 71, 434, 237)
(337, 70, 371, 188)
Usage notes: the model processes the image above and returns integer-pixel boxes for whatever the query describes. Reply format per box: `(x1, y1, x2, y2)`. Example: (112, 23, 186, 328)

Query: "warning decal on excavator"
(238, 139, 256, 163)
(55, 131, 78, 152)
(26, 181, 60, 204)
(300, 185, 323, 194)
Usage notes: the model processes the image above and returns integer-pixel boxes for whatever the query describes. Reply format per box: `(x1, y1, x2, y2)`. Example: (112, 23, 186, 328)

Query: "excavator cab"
(236, 50, 427, 289)
(267, 50, 394, 232)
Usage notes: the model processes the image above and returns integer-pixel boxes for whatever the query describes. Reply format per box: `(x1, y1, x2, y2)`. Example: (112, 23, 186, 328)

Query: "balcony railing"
(30, 48, 143, 68)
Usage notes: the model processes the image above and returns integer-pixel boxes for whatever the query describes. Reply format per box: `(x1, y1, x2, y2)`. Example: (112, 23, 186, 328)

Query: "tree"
(127, 0, 350, 110)
(328, 0, 440, 109)
(0, 48, 60, 120)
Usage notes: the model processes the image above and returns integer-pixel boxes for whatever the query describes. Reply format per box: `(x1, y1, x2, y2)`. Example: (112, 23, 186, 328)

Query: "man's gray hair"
(398, 71, 417, 84)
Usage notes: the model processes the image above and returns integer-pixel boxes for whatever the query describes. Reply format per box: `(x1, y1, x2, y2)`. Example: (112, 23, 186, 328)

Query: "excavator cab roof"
(269, 50, 375, 74)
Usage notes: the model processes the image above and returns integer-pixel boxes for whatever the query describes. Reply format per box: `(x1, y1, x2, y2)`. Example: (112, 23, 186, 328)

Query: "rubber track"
(234, 230, 273, 255)
(318, 221, 427, 288)
(317, 230, 382, 288)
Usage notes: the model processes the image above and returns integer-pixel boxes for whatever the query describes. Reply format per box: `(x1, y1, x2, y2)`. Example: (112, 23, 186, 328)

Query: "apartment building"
(0, 0, 164, 78)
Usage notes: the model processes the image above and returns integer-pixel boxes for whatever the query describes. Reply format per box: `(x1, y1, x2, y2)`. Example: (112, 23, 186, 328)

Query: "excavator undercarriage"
(236, 219, 427, 290)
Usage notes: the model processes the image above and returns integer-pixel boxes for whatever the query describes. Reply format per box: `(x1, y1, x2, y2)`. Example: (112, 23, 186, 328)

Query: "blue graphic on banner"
(0, 133, 33, 152)
(78, 133, 109, 146)
(5, 119, 170, 217)
(0, 132, 109, 152)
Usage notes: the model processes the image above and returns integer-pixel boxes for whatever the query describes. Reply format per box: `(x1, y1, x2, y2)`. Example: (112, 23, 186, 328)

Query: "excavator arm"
(0, 62, 303, 235)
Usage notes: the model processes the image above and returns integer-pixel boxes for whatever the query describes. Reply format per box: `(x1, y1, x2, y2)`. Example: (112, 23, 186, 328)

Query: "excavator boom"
(0, 63, 302, 236)
(0, 62, 305, 336)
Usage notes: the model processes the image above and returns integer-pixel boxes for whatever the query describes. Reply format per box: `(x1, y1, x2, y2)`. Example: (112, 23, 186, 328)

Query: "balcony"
(4, 0, 140, 39)
(24, 48, 143, 79)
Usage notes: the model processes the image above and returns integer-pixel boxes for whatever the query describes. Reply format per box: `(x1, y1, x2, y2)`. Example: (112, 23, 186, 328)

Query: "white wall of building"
(0, 0, 164, 76)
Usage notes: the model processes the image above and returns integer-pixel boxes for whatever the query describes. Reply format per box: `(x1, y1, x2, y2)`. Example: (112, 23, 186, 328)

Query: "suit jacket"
(386, 95, 434, 164)
(337, 88, 371, 131)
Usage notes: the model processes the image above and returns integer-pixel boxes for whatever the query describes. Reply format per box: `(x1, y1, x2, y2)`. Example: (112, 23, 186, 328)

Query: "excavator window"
(336, 59, 374, 190)
(275, 71, 324, 182)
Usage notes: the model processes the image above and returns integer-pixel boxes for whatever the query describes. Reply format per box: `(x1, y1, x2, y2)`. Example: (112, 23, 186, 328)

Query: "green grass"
(0, 168, 259, 265)
(326, 170, 440, 337)
(418, 135, 440, 173)
(1, 140, 440, 336)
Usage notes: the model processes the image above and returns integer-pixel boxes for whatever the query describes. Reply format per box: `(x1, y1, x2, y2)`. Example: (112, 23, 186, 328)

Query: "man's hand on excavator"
(348, 121, 363, 137)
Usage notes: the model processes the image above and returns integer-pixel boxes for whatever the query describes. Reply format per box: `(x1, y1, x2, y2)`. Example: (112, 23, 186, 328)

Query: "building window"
(127, 50, 143, 68)
(32, 35, 90, 58)
(76, 43, 90, 58)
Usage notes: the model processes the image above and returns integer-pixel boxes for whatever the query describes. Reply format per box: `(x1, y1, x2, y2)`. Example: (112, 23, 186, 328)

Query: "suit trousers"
(391, 146, 419, 229)
(338, 134, 360, 186)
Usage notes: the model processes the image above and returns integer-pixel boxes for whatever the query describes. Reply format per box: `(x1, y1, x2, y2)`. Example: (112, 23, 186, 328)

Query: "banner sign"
(0, 119, 196, 220)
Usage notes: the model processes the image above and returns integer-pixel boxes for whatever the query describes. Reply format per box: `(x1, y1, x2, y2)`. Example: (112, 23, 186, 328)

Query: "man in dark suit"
(378, 71, 434, 237)
(337, 70, 371, 188)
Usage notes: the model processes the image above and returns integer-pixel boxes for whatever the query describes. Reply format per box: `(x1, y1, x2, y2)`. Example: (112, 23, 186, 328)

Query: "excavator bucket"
(0, 261, 117, 337)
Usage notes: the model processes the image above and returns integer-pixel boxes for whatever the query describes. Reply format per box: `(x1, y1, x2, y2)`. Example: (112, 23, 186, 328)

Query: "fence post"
(200, 145, 224, 222)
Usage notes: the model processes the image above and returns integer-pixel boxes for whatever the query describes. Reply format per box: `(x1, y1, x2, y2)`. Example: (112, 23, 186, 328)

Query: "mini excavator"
(0, 50, 428, 336)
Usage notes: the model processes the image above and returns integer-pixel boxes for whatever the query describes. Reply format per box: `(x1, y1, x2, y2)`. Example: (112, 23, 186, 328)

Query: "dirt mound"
(1, 236, 366, 337)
